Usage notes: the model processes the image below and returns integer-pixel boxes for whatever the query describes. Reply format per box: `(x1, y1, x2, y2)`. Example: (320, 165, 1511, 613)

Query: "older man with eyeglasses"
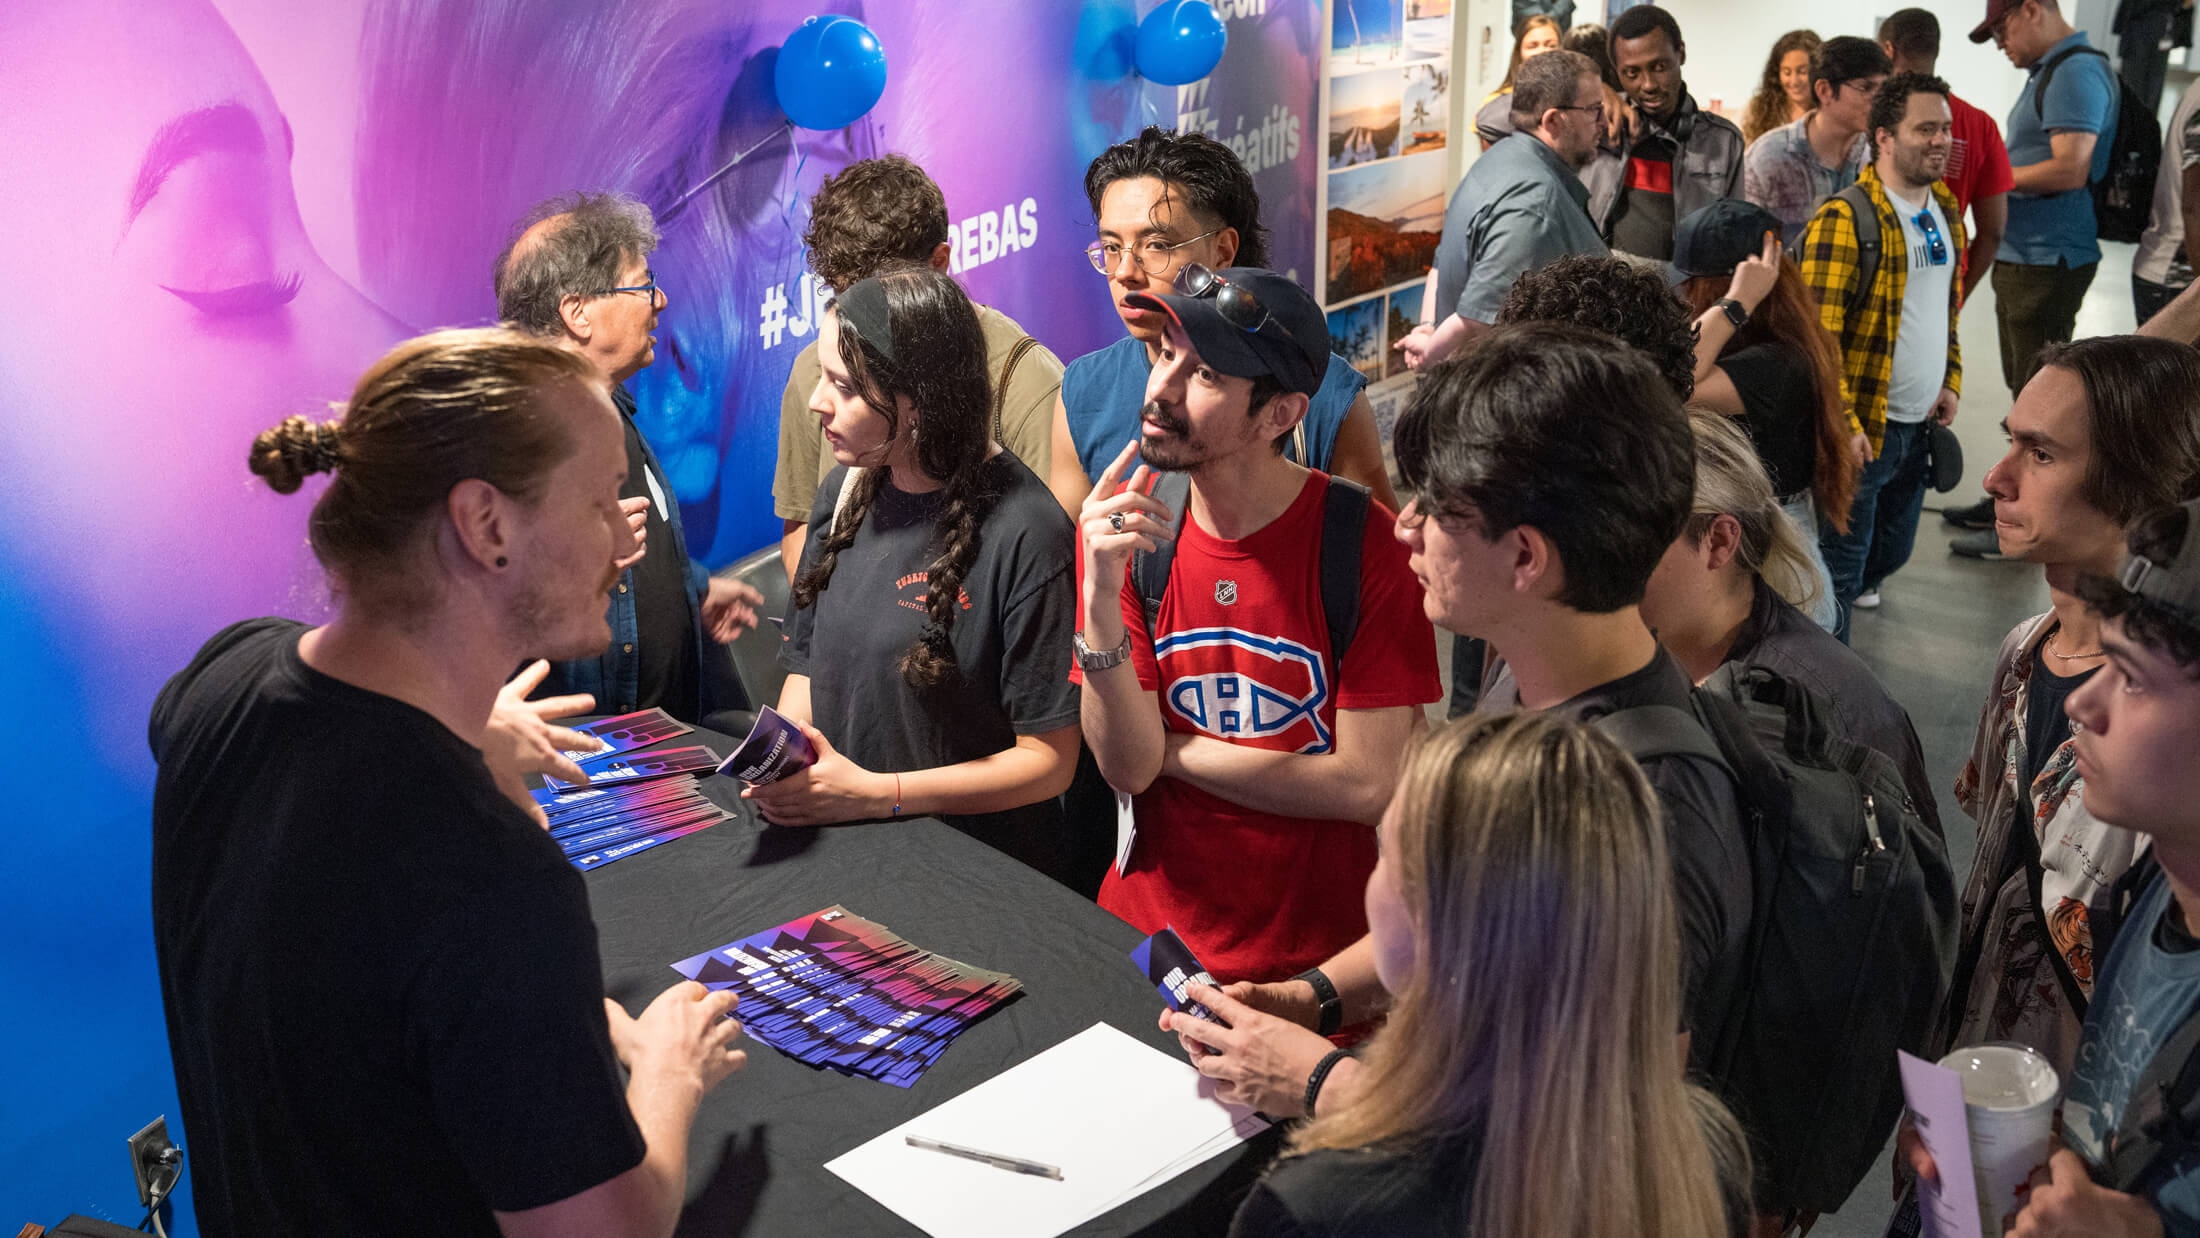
(494, 191, 760, 725)
(1045, 127, 1396, 521)
(1798, 74, 1967, 639)
(1397, 48, 1608, 370)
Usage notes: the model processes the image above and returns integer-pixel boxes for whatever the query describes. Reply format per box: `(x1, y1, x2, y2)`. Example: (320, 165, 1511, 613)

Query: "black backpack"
(2034, 43, 2161, 243)
(1129, 471, 1370, 671)
(1594, 663, 1958, 1213)
(1790, 182, 1885, 318)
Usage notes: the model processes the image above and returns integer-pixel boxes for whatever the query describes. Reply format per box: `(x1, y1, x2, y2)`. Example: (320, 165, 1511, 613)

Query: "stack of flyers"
(671, 906, 1023, 1088)
(714, 705, 818, 785)
(537, 743, 730, 871)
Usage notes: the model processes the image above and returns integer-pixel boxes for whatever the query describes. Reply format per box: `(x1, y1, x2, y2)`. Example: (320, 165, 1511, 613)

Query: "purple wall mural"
(0, 0, 1319, 1228)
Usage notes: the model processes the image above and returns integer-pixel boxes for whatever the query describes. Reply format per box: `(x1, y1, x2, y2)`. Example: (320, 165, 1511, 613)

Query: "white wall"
(1665, 0, 2117, 136)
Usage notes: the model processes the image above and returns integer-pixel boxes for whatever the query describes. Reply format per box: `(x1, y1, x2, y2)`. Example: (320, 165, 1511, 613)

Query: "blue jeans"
(1821, 419, 1930, 643)
(1780, 491, 1840, 632)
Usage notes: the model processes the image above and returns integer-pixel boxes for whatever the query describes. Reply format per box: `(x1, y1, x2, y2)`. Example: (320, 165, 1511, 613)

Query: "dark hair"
(1743, 30, 1820, 142)
(802, 155, 951, 293)
(1609, 5, 1683, 52)
(1813, 36, 1892, 92)
(791, 267, 998, 691)
(1679, 266, 1859, 530)
(1868, 72, 1951, 158)
(1561, 23, 1620, 90)
(1495, 256, 1696, 402)
(2077, 506, 2200, 675)
(2037, 337, 2200, 525)
(248, 328, 600, 607)
(1511, 49, 1598, 130)
(1392, 324, 1694, 613)
(493, 192, 659, 334)
(1878, 9, 1941, 62)
(1084, 127, 1268, 269)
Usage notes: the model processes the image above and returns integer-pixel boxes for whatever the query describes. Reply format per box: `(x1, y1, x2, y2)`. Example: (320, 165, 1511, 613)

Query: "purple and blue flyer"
(565, 708, 693, 767)
(539, 744, 725, 796)
(716, 705, 819, 785)
(1130, 927, 1223, 1027)
(672, 906, 1022, 1087)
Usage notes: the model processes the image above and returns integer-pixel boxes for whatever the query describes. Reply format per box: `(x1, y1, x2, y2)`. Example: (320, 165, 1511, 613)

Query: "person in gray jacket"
(1582, 5, 1745, 262)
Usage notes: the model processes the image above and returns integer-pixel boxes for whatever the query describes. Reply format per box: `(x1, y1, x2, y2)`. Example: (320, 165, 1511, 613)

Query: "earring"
(495, 556, 508, 568)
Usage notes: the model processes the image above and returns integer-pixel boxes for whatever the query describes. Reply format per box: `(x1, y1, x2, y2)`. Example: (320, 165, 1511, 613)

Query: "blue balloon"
(1135, 0, 1228, 86)
(774, 15, 888, 131)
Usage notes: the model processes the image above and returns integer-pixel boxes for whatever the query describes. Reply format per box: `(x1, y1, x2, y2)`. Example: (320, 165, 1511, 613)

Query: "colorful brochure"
(1129, 928, 1222, 1028)
(564, 708, 693, 766)
(715, 705, 819, 785)
(539, 744, 724, 797)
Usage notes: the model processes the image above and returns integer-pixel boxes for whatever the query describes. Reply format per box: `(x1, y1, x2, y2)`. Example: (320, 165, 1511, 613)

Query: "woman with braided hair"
(757, 266, 1083, 881)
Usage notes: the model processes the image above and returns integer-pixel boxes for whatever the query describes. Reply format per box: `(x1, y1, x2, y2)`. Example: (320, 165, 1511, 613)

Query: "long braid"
(901, 461, 1001, 689)
(790, 467, 885, 610)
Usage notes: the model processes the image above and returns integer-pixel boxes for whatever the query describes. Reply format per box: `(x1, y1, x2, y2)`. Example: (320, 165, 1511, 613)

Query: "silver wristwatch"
(1073, 630, 1133, 672)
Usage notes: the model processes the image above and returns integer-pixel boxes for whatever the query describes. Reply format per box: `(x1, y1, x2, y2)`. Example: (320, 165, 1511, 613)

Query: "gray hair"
(493, 191, 660, 335)
(1511, 49, 1597, 131)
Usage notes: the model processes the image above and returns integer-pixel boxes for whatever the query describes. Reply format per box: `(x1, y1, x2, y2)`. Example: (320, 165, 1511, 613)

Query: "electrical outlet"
(127, 1115, 179, 1208)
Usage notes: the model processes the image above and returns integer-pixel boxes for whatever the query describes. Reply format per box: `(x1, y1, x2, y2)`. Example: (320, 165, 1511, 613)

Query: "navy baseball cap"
(1669, 199, 1786, 287)
(1124, 266, 1330, 397)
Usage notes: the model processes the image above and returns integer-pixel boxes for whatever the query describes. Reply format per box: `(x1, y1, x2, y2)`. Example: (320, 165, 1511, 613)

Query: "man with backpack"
(1073, 265, 1438, 984)
(1799, 73, 1967, 638)
(1903, 496, 2200, 1235)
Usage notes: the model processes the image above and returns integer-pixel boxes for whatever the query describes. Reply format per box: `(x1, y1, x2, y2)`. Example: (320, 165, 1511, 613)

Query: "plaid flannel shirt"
(1797, 166, 1965, 450)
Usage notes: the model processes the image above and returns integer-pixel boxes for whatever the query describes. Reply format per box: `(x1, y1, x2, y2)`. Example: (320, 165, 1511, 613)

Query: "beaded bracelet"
(1304, 1048, 1349, 1119)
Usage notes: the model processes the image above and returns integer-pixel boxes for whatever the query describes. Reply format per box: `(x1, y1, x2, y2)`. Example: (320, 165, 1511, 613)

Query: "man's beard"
(1136, 399, 1204, 472)
(506, 556, 620, 663)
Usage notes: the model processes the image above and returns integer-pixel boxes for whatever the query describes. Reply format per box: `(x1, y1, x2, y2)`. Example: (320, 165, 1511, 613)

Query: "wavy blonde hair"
(1292, 712, 1745, 1237)
(1683, 410, 1825, 615)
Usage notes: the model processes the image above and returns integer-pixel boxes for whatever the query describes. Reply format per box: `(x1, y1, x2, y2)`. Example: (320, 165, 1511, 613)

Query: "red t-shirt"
(1945, 91, 2014, 218)
(1075, 472, 1440, 982)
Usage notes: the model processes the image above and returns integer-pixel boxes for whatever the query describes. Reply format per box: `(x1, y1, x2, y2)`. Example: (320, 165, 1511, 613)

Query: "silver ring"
(1109, 512, 1125, 533)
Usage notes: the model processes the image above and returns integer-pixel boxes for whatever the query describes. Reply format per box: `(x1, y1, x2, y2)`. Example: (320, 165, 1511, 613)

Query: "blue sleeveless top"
(1060, 336, 1369, 482)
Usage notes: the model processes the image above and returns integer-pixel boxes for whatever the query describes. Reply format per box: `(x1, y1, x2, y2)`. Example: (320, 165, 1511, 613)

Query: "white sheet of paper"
(1897, 1050, 1983, 1238)
(825, 1022, 1269, 1238)
(1113, 790, 1137, 877)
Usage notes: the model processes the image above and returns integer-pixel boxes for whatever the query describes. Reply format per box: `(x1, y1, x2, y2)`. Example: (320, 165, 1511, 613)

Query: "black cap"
(1124, 267, 1330, 397)
(1668, 199, 1786, 287)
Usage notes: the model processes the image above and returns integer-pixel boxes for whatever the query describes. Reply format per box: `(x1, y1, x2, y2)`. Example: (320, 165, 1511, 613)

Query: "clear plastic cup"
(1937, 1042, 2060, 1237)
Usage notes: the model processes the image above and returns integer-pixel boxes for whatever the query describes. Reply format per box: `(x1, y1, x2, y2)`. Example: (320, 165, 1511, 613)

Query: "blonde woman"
(1742, 30, 1820, 145)
(1206, 713, 1751, 1237)
(1474, 16, 1563, 148)
(1639, 412, 1941, 833)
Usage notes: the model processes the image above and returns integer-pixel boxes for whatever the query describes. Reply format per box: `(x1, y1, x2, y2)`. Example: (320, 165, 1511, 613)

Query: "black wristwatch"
(1294, 967, 1343, 1036)
(1716, 297, 1750, 329)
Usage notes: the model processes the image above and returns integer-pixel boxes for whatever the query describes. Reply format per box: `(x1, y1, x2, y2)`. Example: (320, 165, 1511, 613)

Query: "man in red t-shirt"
(1882, 9, 2013, 304)
(1072, 266, 1438, 984)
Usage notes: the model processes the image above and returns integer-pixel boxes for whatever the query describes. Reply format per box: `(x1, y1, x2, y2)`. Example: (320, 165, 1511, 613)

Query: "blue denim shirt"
(540, 386, 728, 717)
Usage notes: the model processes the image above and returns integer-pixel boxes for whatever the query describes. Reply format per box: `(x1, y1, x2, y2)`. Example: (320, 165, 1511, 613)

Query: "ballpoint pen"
(904, 1135, 1064, 1180)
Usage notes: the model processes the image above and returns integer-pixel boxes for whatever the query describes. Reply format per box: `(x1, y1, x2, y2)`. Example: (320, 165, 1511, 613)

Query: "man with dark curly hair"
(773, 155, 1063, 581)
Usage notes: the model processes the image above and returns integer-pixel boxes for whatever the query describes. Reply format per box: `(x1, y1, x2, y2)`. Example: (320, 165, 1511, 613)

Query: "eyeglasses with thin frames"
(596, 270, 661, 300)
(1086, 227, 1223, 277)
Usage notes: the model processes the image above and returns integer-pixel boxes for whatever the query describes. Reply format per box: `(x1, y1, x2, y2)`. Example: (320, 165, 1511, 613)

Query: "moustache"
(1141, 399, 1190, 437)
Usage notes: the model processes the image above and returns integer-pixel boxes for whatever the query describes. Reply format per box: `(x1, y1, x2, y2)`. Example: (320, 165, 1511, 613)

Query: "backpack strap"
(1831, 183, 1883, 319)
(2033, 44, 2111, 122)
(993, 335, 1040, 442)
(1317, 476, 1371, 669)
(1592, 703, 1733, 775)
(1130, 471, 1194, 640)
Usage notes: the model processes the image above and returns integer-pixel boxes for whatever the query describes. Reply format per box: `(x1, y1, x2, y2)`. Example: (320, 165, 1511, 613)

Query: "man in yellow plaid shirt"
(1800, 72, 1967, 641)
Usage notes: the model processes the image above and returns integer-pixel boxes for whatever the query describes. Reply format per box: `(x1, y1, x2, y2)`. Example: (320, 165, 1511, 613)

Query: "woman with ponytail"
(757, 266, 1082, 880)
(1639, 411, 1941, 829)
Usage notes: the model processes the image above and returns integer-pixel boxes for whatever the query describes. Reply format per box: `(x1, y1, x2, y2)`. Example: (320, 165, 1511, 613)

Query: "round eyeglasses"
(1085, 227, 1223, 277)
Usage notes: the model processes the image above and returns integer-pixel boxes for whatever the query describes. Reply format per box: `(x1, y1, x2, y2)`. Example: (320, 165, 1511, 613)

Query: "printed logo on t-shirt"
(1215, 580, 1238, 605)
(893, 572, 973, 614)
(1154, 626, 1334, 753)
(1947, 137, 1971, 184)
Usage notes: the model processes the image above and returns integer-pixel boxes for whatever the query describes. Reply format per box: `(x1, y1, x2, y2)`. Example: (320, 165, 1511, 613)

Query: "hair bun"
(248, 414, 344, 494)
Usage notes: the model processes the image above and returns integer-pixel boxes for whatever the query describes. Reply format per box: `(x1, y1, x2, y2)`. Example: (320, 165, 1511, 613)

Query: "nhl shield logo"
(1215, 579, 1238, 605)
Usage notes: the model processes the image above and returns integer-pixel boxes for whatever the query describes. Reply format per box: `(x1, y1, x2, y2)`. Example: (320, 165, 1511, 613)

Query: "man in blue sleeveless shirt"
(1046, 127, 1395, 518)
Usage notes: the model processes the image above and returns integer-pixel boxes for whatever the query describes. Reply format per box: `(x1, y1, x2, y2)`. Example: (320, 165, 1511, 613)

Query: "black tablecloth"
(582, 725, 1279, 1236)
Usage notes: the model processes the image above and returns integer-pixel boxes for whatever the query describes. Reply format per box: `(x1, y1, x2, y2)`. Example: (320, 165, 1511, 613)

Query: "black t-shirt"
(149, 619, 644, 1235)
(2022, 640, 2098, 800)
(1480, 646, 1753, 1066)
(784, 454, 1081, 879)
(1229, 1136, 1480, 1238)
(1717, 340, 1820, 500)
(618, 388, 701, 721)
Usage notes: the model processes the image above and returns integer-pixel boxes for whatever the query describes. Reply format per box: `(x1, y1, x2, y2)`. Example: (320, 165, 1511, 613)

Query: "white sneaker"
(1852, 588, 1883, 610)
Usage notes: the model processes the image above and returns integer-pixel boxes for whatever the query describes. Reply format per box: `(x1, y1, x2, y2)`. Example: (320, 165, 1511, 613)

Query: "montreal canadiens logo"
(1154, 627, 1334, 753)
